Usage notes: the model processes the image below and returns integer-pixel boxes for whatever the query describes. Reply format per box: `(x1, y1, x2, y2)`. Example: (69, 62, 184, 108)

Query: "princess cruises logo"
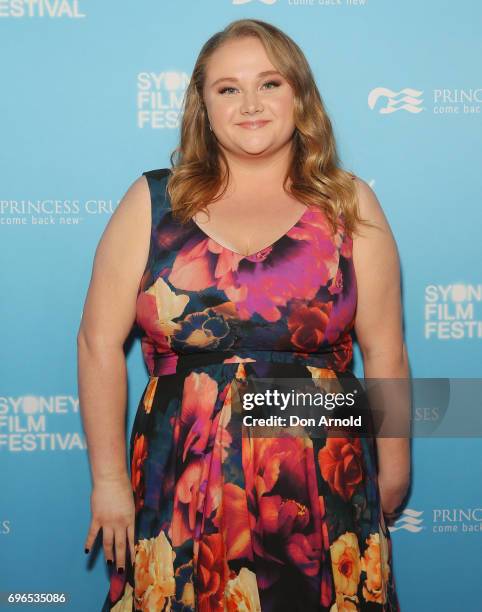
(0, 0, 86, 18)
(433, 88, 481, 115)
(389, 509, 424, 533)
(432, 507, 482, 534)
(368, 87, 424, 114)
(0, 198, 119, 226)
(425, 283, 482, 340)
(369, 87, 481, 115)
(137, 71, 190, 129)
(389, 506, 482, 535)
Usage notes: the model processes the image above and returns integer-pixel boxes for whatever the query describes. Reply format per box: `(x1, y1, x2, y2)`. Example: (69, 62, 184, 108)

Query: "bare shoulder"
(350, 176, 403, 357)
(94, 174, 151, 259)
(351, 175, 399, 259)
(111, 174, 150, 228)
(352, 176, 391, 237)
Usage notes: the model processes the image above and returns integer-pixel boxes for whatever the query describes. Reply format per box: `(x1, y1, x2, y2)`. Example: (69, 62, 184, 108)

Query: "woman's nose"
(240, 93, 263, 113)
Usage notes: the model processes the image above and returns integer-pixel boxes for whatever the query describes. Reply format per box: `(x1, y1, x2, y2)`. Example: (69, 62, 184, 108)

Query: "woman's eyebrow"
(210, 70, 281, 88)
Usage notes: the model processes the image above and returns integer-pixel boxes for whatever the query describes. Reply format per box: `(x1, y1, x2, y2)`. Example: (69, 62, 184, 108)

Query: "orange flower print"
(179, 579, 195, 608)
(145, 276, 189, 337)
(175, 560, 195, 607)
(360, 531, 389, 604)
(212, 482, 252, 561)
(328, 268, 344, 296)
(318, 437, 363, 501)
(329, 591, 359, 611)
(225, 567, 261, 611)
(142, 377, 158, 414)
(197, 533, 230, 612)
(330, 531, 361, 597)
(111, 582, 133, 611)
(288, 303, 333, 352)
(131, 433, 148, 512)
(173, 370, 224, 461)
(134, 531, 176, 611)
(115, 170, 401, 611)
(169, 458, 204, 547)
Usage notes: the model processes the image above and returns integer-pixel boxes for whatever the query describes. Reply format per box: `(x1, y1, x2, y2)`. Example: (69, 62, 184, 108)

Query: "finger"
(102, 525, 115, 564)
(114, 526, 126, 573)
(127, 522, 135, 567)
(84, 519, 100, 553)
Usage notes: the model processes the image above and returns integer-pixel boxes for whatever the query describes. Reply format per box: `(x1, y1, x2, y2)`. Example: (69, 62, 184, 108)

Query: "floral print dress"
(101, 168, 400, 611)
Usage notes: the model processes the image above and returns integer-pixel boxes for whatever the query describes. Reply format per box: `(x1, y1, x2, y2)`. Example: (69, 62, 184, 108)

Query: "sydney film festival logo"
(0, 394, 86, 452)
(137, 71, 190, 129)
(425, 283, 482, 340)
(0, 0, 86, 18)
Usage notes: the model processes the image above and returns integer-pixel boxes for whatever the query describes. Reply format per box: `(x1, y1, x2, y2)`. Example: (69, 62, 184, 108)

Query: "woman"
(79, 18, 410, 611)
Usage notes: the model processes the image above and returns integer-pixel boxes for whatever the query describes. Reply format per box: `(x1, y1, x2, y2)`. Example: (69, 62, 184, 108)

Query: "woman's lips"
(237, 120, 270, 129)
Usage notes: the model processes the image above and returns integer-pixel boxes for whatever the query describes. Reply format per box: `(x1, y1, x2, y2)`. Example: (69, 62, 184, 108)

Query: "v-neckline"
(189, 205, 310, 258)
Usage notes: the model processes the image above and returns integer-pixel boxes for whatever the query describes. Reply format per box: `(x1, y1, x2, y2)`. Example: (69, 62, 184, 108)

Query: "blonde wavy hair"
(167, 18, 375, 239)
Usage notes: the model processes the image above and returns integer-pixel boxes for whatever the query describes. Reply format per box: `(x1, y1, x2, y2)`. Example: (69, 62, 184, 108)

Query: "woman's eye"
(263, 80, 281, 90)
(218, 80, 281, 95)
(219, 86, 237, 95)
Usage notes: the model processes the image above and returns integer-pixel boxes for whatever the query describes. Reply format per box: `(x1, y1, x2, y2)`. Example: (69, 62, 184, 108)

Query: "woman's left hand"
(378, 474, 409, 526)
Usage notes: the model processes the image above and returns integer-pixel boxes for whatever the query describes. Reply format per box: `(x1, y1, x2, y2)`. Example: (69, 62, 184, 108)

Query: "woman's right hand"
(84, 474, 136, 573)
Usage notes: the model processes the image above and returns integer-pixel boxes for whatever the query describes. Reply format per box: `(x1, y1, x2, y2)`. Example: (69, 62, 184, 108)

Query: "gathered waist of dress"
(150, 345, 353, 377)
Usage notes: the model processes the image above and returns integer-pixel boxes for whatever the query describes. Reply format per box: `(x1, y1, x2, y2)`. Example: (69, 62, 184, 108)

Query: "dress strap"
(137, 169, 172, 292)
(142, 168, 172, 213)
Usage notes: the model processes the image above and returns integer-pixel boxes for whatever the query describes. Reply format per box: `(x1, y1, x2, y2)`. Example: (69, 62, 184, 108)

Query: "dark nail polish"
(84, 548, 90, 554)
(117, 567, 124, 574)
(107, 559, 113, 566)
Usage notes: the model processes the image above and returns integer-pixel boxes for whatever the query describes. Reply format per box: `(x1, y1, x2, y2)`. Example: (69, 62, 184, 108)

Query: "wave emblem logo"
(368, 87, 424, 114)
(388, 508, 424, 533)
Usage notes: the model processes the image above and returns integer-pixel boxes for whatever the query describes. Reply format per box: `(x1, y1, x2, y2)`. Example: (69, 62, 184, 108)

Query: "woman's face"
(202, 36, 296, 160)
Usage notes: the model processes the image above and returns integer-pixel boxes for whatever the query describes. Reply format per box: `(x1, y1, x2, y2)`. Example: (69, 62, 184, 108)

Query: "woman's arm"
(77, 174, 151, 570)
(352, 178, 411, 517)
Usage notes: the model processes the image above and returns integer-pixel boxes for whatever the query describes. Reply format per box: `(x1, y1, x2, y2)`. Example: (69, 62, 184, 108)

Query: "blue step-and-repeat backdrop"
(1, 1, 481, 610)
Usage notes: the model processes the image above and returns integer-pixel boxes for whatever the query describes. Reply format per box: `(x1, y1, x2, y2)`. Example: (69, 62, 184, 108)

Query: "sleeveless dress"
(101, 168, 400, 611)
